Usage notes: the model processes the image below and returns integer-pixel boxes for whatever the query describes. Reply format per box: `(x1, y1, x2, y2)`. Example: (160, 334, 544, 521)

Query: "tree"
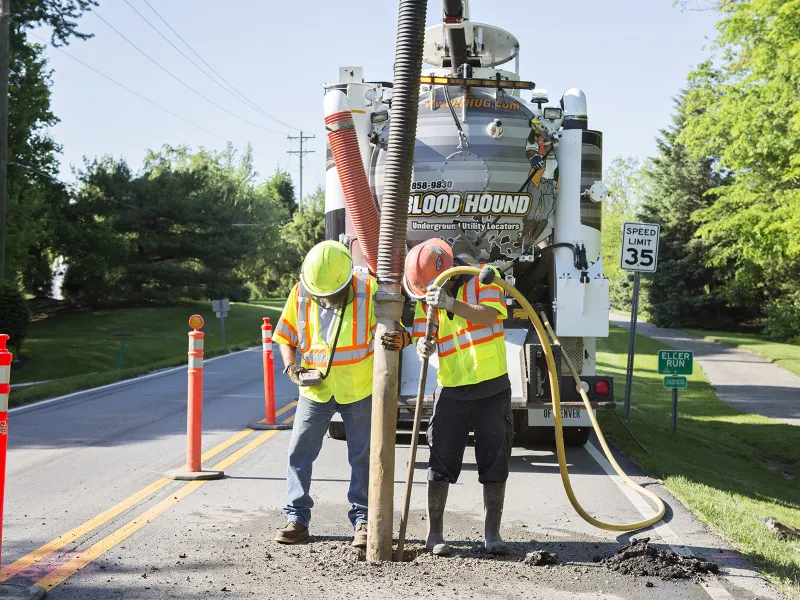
(638, 94, 736, 328)
(601, 156, 648, 311)
(4, 0, 96, 289)
(245, 185, 325, 298)
(60, 146, 266, 306)
(679, 0, 800, 331)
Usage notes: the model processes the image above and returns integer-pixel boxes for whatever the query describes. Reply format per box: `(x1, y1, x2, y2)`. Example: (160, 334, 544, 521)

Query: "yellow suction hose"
(430, 266, 665, 532)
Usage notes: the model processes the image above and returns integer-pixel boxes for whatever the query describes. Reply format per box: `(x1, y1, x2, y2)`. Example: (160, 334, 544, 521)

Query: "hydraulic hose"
(425, 266, 666, 532)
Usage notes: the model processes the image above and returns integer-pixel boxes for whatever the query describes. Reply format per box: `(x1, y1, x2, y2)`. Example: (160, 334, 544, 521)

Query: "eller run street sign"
(658, 350, 694, 375)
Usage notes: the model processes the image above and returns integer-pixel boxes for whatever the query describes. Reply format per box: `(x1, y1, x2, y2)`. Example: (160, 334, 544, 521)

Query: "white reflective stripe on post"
(0, 365, 9, 384)
(0, 394, 8, 412)
(189, 357, 203, 369)
(262, 342, 273, 352)
(189, 338, 204, 350)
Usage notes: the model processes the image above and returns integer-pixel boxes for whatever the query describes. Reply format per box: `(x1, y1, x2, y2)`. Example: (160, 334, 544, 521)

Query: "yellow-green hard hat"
(300, 240, 354, 297)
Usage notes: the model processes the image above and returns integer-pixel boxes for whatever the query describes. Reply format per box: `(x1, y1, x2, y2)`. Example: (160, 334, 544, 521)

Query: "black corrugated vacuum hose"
(376, 0, 428, 283)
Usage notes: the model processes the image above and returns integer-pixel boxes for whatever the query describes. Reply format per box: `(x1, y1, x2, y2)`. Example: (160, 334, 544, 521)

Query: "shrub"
(763, 292, 800, 344)
(0, 282, 31, 354)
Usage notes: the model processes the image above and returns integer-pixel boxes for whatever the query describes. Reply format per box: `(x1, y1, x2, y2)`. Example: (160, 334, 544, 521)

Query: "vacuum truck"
(323, 0, 614, 446)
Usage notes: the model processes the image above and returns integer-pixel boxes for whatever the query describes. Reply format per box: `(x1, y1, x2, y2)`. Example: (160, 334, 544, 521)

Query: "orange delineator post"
(0, 335, 47, 599)
(166, 316, 224, 481)
(248, 318, 291, 431)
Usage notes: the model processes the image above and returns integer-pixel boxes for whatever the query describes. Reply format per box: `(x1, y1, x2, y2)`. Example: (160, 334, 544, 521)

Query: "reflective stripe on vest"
(437, 322, 503, 357)
(294, 273, 374, 368)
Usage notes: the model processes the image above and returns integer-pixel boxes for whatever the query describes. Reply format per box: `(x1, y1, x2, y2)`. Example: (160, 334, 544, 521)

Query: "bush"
(763, 292, 800, 343)
(0, 282, 31, 354)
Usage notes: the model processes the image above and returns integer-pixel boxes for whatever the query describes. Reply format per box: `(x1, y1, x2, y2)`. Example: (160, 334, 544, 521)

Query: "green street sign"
(658, 350, 694, 375)
(663, 376, 688, 389)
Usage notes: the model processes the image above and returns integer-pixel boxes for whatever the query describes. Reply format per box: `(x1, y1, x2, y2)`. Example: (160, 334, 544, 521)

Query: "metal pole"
(0, 0, 9, 282)
(623, 271, 641, 420)
(672, 387, 678, 434)
(220, 314, 227, 350)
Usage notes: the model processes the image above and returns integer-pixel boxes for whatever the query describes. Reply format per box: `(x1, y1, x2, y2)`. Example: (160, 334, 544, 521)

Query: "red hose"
(325, 109, 380, 274)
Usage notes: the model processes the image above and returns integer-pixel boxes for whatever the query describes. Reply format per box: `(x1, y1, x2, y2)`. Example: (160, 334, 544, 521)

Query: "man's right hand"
(416, 337, 436, 360)
(283, 364, 308, 386)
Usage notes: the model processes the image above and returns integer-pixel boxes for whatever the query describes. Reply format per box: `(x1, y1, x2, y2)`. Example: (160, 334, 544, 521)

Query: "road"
(611, 314, 800, 426)
(0, 347, 783, 599)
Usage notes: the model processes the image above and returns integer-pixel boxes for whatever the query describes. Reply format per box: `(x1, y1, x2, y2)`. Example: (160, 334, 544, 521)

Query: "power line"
(92, 10, 288, 136)
(122, 0, 290, 133)
(32, 33, 280, 164)
(141, 0, 299, 132)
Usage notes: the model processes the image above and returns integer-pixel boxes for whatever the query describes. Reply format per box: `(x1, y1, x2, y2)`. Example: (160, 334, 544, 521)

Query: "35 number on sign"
(623, 247, 655, 268)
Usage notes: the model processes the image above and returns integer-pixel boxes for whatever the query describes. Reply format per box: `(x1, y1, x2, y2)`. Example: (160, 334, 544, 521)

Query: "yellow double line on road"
(1, 401, 297, 589)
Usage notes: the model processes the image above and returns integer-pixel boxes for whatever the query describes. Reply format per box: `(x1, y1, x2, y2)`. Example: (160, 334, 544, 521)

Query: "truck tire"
(562, 427, 591, 446)
(328, 421, 347, 441)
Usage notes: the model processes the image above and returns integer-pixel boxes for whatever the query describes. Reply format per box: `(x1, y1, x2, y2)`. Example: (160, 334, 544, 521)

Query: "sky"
(36, 0, 720, 199)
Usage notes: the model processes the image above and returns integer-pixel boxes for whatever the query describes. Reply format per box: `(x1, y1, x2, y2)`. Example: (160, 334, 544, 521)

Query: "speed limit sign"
(621, 222, 660, 272)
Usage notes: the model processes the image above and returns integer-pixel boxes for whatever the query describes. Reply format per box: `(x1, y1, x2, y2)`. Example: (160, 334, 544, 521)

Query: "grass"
(10, 300, 285, 407)
(597, 326, 800, 598)
(682, 328, 800, 379)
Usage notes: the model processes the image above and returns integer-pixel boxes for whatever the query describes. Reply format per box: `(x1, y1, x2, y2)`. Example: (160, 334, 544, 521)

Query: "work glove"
(425, 285, 454, 312)
(283, 364, 308, 386)
(381, 329, 412, 352)
(416, 337, 437, 360)
(529, 154, 545, 171)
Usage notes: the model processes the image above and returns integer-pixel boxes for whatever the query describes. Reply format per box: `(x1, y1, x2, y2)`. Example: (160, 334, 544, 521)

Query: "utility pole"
(287, 131, 314, 208)
(0, 0, 9, 283)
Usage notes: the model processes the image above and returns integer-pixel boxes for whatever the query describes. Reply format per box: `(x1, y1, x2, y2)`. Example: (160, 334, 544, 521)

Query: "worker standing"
(273, 240, 410, 548)
(406, 239, 512, 556)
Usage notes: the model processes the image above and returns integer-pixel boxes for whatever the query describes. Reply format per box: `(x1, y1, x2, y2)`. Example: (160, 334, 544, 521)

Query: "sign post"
(620, 222, 660, 419)
(211, 299, 230, 350)
(658, 350, 693, 433)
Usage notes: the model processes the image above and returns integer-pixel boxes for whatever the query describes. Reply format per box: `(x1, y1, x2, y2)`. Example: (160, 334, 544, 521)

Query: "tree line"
(602, 0, 799, 342)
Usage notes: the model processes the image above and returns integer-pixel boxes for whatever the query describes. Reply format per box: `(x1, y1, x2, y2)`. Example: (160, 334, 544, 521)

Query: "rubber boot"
(483, 482, 508, 554)
(425, 481, 452, 556)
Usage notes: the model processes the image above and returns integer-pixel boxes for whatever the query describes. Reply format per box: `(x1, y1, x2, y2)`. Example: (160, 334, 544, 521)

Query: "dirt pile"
(521, 550, 558, 566)
(601, 538, 718, 580)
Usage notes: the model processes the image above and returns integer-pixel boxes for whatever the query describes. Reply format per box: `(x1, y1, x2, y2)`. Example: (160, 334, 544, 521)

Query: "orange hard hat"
(403, 238, 455, 299)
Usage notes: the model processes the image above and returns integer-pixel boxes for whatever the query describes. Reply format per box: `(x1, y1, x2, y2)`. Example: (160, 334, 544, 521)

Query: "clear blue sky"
(37, 0, 719, 199)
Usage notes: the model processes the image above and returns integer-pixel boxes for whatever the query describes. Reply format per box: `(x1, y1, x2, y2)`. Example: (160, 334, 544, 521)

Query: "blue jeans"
(285, 395, 372, 527)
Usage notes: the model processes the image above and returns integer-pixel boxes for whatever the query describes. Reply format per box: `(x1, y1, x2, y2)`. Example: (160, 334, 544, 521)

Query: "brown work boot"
(274, 521, 309, 544)
(352, 523, 368, 548)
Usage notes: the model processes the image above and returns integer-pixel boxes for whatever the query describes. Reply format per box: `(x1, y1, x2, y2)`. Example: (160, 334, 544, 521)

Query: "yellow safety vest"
(275, 272, 376, 404)
(412, 269, 507, 388)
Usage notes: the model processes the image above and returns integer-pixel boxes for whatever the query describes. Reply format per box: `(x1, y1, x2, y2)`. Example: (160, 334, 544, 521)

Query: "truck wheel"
(328, 421, 347, 441)
(562, 427, 591, 446)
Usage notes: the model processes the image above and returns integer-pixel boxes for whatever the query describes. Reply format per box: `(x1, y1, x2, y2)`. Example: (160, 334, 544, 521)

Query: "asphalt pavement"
(0, 346, 784, 599)
(611, 314, 800, 426)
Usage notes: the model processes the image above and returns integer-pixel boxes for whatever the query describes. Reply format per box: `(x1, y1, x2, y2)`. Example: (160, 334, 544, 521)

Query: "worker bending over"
(406, 239, 512, 555)
(273, 240, 409, 548)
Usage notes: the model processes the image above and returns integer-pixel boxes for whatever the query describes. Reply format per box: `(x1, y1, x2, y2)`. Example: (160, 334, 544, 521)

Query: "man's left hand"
(425, 285, 454, 311)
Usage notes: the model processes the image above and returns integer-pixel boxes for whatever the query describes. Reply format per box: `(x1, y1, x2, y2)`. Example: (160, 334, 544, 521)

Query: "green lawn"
(597, 326, 800, 598)
(10, 300, 285, 407)
(683, 328, 800, 379)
